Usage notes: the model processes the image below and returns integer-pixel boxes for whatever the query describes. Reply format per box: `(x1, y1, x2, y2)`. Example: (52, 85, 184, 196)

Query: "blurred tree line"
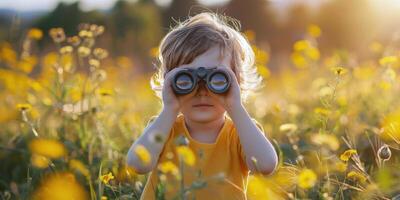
(1, 0, 400, 71)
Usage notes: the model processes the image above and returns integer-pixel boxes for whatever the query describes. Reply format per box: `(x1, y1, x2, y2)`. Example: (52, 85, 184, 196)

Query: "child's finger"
(164, 68, 184, 88)
(225, 67, 238, 82)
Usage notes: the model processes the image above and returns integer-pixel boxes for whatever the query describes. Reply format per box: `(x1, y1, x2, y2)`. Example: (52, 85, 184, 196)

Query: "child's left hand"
(209, 66, 243, 112)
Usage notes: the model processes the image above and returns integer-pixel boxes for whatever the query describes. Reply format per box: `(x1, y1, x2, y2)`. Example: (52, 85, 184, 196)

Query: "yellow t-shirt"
(140, 113, 264, 200)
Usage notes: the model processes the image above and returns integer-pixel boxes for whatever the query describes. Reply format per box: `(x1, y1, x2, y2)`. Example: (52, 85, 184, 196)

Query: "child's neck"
(184, 115, 226, 144)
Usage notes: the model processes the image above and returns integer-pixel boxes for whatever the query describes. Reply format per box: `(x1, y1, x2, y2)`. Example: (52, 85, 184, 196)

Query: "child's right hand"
(162, 66, 196, 114)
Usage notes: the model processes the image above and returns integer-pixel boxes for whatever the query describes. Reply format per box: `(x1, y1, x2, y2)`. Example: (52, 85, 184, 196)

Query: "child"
(127, 12, 278, 199)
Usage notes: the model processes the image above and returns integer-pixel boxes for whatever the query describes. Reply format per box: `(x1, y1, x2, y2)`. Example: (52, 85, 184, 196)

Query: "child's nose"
(196, 81, 209, 95)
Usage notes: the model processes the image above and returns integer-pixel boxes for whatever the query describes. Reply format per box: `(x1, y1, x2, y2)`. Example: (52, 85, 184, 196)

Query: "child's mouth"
(193, 104, 214, 107)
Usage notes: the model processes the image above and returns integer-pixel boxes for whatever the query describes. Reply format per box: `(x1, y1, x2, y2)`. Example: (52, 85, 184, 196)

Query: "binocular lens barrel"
(175, 74, 193, 90)
(209, 73, 229, 91)
(172, 67, 231, 95)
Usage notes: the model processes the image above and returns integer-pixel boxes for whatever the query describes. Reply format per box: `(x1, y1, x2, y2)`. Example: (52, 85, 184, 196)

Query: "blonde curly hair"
(150, 12, 263, 103)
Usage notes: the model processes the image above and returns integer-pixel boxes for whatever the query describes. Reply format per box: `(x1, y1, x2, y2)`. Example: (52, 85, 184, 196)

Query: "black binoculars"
(171, 67, 232, 95)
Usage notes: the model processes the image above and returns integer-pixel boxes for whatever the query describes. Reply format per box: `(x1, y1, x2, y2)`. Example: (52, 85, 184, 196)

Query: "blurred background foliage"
(1, 0, 400, 72)
(1, 0, 400, 199)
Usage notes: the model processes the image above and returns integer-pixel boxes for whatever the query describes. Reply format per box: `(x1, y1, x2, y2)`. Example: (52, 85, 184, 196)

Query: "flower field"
(0, 23, 399, 200)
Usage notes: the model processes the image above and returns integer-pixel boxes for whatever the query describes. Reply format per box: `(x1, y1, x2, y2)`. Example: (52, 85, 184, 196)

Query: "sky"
(0, 0, 319, 12)
(1, 0, 400, 18)
(0, 0, 330, 24)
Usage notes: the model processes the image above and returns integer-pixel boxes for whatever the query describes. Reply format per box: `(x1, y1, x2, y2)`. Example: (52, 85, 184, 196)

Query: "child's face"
(178, 46, 233, 123)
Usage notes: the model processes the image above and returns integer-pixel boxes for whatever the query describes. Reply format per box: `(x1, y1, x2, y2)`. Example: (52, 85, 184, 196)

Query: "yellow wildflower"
(134, 145, 151, 165)
(310, 133, 340, 151)
(369, 41, 383, 53)
(31, 154, 50, 169)
(60, 46, 73, 54)
(67, 36, 81, 46)
(257, 65, 270, 78)
(379, 81, 392, 90)
(253, 45, 269, 64)
(79, 30, 93, 38)
(353, 66, 375, 80)
(319, 86, 333, 97)
(32, 172, 88, 200)
(379, 56, 398, 66)
(297, 169, 317, 189)
(42, 97, 53, 106)
(383, 68, 396, 81)
(307, 24, 321, 38)
(334, 162, 348, 172)
(18, 55, 37, 73)
(100, 172, 114, 184)
(269, 166, 299, 190)
(347, 171, 367, 183)
(116, 56, 133, 68)
(93, 48, 108, 59)
(314, 107, 331, 116)
(332, 66, 347, 76)
(27, 28, 43, 40)
(1, 43, 17, 65)
(158, 161, 179, 177)
(49, 28, 66, 43)
(378, 81, 392, 91)
(279, 123, 298, 133)
(149, 47, 159, 58)
(176, 146, 195, 166)
(340, 149, 357, 162)
(16, 103, 32, 111)
(77, 46, 91, 57)
(247, 175, 285, 200)
(291, 52, 307, 68)
(305, 47, 320, 61)
(272, 103, 281, 113)
(244, 30, 256, 42)
(61, 54, 73, 71)
(68, 87, 82, 102)
(89, 59, 100, 68)
(29, 138, 67, 159)
(97, 88, 114, 96)
(294, 40, 310, 51)
(43, 52, 58, 68)
(91, 25, 105, 36)
(380, 109, 400, 143)
(336, 96, 347, 107)
(116, 165, 137, 181)
(69, 159, 90, 177)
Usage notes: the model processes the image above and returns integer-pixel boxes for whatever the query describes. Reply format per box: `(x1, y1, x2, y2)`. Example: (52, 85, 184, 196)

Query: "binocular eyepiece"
(172, 67, 231, 95)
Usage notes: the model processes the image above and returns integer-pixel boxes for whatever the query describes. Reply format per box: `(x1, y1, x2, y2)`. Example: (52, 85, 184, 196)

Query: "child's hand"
(209, 66, 242, 112)
(162, 66, 196, 114)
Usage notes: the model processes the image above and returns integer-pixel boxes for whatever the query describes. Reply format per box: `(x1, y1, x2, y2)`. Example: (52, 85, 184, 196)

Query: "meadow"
(0, 23, 399, 200)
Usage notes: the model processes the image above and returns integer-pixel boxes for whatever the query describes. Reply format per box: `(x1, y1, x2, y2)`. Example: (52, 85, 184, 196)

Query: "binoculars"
(171, 67, 232, 95)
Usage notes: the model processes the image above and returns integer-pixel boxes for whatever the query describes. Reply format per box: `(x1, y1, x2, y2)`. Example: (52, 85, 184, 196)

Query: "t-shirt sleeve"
(238, 118, 265, 172)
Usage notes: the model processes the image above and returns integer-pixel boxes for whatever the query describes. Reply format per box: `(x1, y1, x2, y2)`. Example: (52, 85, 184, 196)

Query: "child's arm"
(210, 67, 278, 175)
(126, 66, 193, 174)
(126, 107, 178, 174)
(228, 104, 278, 175)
